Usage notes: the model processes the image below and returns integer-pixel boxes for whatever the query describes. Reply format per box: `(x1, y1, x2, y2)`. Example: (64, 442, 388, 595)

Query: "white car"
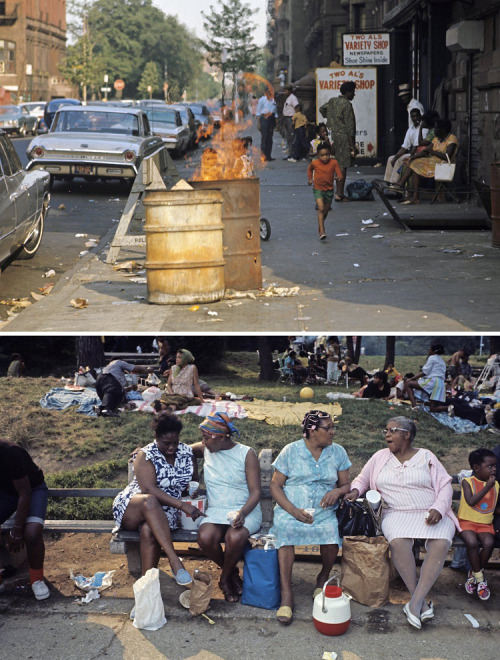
(143, 106, 190, 156)
(25, 105, 164, 185)
(0, 130, 50, 267)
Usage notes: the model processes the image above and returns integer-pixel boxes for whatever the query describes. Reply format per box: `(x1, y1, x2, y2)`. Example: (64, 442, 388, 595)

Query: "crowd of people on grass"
(1, 408, 498, 631)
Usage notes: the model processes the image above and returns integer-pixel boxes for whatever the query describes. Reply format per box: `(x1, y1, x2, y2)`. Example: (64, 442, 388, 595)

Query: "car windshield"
(145, 109, 177, 126)
(0, 106, 19, 115)
(25, 103, 45, 111)
(53, 110, 139, 135)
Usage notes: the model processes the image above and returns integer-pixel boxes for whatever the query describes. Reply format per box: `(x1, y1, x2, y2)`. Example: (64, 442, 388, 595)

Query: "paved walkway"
(2, 127, 498, 333)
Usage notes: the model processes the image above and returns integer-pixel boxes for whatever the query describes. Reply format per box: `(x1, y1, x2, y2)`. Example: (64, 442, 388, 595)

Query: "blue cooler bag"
(241, 540, 281, 610)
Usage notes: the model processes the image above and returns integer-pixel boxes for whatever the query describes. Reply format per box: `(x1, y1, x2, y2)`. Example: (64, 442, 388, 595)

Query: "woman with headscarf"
(269, 410, 351, 625)
(157, 349, 205, 411)
(345, 416, 460, 630)
(319, 81, 358, 201)
(190, 413, 262, 603)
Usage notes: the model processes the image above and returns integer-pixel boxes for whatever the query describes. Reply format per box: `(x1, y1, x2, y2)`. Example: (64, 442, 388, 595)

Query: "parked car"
(0, 105, 39, 136)
(0, 130, 50, 267)
(168, 104, 198, 150)
(44, 98, 81, 129)
(143, 106, 190, 156)
(26, 106, 164, 185)
(183, 103, 214, 139)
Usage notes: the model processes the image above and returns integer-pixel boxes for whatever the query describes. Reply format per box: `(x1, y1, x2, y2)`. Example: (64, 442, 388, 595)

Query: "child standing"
(288, 103, 310, 162)
(307, 143, 343, 240)
(310, 123, 331, 156)
(458, 447, 499, 600)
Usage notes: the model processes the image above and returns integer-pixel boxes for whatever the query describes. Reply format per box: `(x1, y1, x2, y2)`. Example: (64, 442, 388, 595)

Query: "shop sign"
(343, 33, 390, 66)
(316, 68, 378, 157)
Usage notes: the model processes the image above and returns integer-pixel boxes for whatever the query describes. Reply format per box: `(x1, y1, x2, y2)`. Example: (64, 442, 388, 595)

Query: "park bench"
(104, 352, 160, 366)
(2, 457, 497, 575)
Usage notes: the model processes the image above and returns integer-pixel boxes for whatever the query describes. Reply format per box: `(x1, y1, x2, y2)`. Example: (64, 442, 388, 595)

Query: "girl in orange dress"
(396, 118, 458, 205)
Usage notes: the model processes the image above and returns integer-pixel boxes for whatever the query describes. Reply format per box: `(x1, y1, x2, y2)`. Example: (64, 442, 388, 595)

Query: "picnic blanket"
(429, 411, 489, 434)
(242, 400, 342, 426)
(40, 387, 100, 415)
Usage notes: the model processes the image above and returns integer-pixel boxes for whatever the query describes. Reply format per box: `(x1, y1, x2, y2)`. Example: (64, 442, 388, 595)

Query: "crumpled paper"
(70, 569, 115, 592)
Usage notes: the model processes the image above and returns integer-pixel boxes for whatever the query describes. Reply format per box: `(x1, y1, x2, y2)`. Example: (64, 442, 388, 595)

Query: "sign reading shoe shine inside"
(342, 33, 390, 66)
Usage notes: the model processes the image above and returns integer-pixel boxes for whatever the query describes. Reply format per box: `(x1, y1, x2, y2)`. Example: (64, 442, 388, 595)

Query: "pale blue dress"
(270, 439, 351, 549)
(199, 443, 262, 534)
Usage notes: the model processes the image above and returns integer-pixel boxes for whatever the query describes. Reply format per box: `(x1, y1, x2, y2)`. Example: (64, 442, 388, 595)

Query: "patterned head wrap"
(172, 348, 195, 377)
(199, 412, 240, 437)
(301, 410, 333, 437)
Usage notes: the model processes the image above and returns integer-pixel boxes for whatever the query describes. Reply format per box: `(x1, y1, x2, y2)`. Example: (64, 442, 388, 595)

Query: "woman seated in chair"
(395, 119, 458, 205)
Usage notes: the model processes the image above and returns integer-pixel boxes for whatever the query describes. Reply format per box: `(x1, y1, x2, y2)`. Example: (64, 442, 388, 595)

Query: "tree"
(490, 336, 500, 355)
(202, 0, 259, 103)
(76, 337, 105, 370)
(346, 336, 362, 363)
(257, 337, 275, 381)
(138, 61, 161, 98)
(384, 336, 396, 369)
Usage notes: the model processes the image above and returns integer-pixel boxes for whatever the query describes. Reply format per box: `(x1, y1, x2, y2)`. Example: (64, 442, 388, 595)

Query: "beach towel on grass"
(242, 400, 342, 426)
(429, 411, 489, 434)
(40, 387, 100, 415)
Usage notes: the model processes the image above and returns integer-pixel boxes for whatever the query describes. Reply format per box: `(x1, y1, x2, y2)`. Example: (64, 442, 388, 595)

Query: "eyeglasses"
(318, 425, 335, 432)
(382, 427, 408, 435)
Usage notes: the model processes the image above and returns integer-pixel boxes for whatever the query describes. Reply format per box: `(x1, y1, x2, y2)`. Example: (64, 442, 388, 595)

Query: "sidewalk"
(1, 558, 498, 660)
(2, 128, 498, 333)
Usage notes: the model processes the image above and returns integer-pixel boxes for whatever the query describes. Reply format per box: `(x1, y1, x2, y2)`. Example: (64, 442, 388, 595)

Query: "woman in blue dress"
(190, 413, 262, 603)
(113, 412, 203, 584)
(270, 410, 351, 625)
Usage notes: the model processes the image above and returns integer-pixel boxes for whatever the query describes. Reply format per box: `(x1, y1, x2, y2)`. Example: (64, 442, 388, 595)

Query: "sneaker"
(32, 580, 50, 600)
(174, 568, 192, 586)
(287, 158, 297, 162)
(477, 581, 490, 600)
(465, 571, 477, 595)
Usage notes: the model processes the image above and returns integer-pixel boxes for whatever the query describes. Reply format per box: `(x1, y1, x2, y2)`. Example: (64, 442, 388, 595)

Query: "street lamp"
(221, 48, 228, 111)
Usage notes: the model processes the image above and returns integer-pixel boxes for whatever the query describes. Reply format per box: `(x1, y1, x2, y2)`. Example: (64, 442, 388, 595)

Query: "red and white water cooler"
(312, 575, 352, 636)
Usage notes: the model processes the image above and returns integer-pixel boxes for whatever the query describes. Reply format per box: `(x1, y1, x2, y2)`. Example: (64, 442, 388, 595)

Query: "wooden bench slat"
(48, 488, 121, 498)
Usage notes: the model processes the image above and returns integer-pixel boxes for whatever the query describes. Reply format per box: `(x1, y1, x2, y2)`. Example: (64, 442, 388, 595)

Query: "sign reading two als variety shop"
(343, 33, 390, 66)
(316, 68, 378, 157)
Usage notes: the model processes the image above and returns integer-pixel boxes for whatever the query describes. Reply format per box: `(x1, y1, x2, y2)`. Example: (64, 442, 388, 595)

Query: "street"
(1, 125, 499, 332)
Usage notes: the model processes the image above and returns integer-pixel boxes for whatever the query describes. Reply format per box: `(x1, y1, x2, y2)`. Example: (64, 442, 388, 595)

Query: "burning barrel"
(143, 188, 225, 304)
(190, 177, 263, 290)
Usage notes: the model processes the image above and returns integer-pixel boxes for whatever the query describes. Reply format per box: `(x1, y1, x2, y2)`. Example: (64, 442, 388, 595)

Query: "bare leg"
(277, 545, 295, 609)
(23, 522, 45, 570)
(316, 198, 327, 236)
(316, 544, 339, 588)
(121, 494, 184, 574)
(198, 523, 240, 602)
(336, 168, 347, 198)
(410, 171, 420, 201)
(139, 522, 162, 574)
(429, 400, 449, 413)
(409, 538, 450, 616)
(219, 526, 249, 601)
(477, 532, 495, 570)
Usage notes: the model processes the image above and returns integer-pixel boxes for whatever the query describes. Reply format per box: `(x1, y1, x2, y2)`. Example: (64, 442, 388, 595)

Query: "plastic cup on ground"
(366, 490, 381, 510)
(188, 481, 199, 497)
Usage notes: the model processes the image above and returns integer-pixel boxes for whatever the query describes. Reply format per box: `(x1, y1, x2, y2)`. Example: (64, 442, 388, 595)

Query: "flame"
(241, 72, 274, 95)
(192, 116, 264, 181)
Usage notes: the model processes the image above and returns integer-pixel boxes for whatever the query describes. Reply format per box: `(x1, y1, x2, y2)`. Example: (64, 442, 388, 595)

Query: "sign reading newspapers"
(316, 68, 377, 157)
(343, 33, 390, 66)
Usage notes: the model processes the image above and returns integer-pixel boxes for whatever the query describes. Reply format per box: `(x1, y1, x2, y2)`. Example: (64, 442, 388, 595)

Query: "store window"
(331, 25, 346, 61)
(0, 40, 16, 74)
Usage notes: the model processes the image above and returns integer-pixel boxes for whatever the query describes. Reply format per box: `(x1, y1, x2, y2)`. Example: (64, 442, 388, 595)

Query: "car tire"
(18, 203, 46, 260)
(260, 217, 271, 241)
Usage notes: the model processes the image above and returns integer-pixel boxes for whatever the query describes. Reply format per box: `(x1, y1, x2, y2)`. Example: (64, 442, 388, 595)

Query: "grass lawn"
(2, 352, 495, 519)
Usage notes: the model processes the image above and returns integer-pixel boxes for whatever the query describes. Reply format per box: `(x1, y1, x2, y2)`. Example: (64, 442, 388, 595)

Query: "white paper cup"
(366, 490, 381, 510)
(304, 508, 315, 520)
(227, 510, 239, 524)
(188, 481, 199, 497)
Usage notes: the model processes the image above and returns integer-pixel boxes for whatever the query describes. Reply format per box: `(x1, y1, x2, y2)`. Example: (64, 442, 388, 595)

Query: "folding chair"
(277, 356, 294, 385)
(431, 146, 461, 204)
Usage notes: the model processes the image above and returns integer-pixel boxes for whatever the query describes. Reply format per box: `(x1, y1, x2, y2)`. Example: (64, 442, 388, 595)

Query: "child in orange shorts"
(458, 447, 499, 600)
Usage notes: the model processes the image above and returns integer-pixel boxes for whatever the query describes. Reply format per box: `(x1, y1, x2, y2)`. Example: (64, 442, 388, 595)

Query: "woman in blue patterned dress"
(270, 410, 351, 625)
(113, 412, 203, 584)
(190, 413, 262, 603)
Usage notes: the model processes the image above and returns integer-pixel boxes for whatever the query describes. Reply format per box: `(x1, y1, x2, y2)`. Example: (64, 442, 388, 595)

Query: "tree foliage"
(137, 61, 161, 98)
(202, 0, 259, 98)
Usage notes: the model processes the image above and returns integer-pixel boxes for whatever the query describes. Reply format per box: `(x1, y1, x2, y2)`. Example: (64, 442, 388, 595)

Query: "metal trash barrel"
(143, 188, 225, 304)
(490, 163, 500, 248)
(190, 178, 263, 290)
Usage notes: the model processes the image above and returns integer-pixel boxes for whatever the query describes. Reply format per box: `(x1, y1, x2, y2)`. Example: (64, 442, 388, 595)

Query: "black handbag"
(337, 500, 377, 538)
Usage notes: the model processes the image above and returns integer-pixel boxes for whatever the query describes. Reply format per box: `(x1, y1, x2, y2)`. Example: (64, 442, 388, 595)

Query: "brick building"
(0, 0, 71, 103)
(267, 0, 500, 186)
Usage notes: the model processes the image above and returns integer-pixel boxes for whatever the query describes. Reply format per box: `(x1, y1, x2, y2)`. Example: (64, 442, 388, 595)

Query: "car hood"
(0, 112, 21, 121)
(28, 132, 149, 152)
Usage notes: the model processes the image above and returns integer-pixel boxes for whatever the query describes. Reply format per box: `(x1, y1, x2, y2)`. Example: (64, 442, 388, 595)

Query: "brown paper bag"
(189, 571, 212, 616)
(341, 535, 391, 607)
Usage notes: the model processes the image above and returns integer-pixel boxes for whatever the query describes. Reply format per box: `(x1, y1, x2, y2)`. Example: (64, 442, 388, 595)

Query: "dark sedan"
(44, 98, 81, 129)
(0, 130, 50, 267)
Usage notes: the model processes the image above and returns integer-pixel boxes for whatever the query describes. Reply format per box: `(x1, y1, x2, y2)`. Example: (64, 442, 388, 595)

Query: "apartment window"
(0, 40, 16, 74)
(353, 5, 367, 31)
(0, 3, 6, 16)
(331, 25, 346, 61)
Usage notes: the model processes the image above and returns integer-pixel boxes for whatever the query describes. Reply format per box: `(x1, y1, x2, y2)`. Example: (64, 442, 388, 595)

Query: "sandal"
(399, 199, 419, 205)
(276, 605, 293, 625)
(335, 195, 349, 202)
(403, 603, 421, 630)
(218, 579, 239, 603)
(319, 234, 327, 241)
(174, 568, 193, 586)
(230, 569, 243, 596)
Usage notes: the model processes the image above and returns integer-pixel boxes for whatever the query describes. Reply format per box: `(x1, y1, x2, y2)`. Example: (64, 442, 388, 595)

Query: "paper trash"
(70, 569, 115, 592)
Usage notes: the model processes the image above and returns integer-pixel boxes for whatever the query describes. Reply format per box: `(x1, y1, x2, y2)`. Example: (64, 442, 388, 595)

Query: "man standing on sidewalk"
(257, 88, 277, 162)
(282, 84, 299, 159)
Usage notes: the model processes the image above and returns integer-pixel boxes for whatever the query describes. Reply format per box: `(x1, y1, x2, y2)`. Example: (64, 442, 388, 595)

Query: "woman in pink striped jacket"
(345, 416, 460, 630)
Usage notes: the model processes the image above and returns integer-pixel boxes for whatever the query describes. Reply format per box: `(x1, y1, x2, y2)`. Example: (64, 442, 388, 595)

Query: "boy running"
(307, 143, 342, 240)
(458, 447, 499, 600)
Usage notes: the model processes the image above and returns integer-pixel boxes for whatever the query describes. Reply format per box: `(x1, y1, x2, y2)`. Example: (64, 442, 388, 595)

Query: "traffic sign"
(114, 79, 125, 91)
(101, 87, 112, 93)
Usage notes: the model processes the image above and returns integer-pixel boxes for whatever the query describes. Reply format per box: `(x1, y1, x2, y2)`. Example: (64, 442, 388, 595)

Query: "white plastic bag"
(434, 154, 456, 181)
(132, 568, 167, 630)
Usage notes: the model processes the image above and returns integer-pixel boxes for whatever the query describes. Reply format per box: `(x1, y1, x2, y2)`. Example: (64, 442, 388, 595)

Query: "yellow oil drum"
(190, 178, 263, 290)
(143, 188, 225, 304)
